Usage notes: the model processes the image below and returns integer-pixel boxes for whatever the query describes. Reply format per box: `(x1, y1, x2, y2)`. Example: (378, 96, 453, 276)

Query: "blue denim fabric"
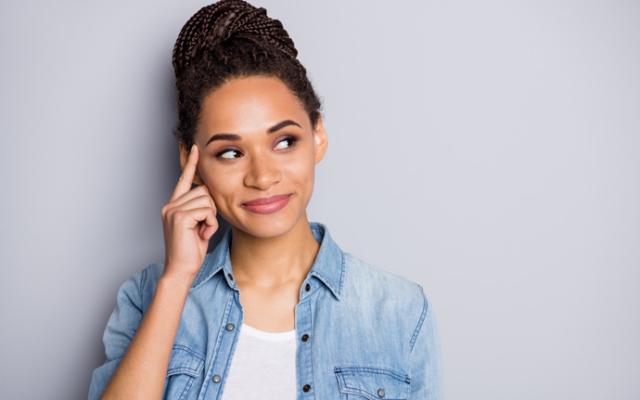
(88, 221, 442, 399)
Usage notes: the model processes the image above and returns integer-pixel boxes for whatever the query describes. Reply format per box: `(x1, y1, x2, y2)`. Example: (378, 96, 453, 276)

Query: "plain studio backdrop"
(1, 1, 639, 399)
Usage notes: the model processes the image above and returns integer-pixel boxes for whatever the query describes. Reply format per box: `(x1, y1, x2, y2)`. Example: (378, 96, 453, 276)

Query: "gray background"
(1, 0, 638, 399)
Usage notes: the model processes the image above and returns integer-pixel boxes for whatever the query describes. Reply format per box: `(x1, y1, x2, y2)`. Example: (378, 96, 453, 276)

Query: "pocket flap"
(334, 366, 411, 399)
(167, 345, 204, 378)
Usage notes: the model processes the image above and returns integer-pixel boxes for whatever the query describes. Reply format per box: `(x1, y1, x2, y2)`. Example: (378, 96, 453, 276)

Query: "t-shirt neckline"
(241, 323, 296, 341)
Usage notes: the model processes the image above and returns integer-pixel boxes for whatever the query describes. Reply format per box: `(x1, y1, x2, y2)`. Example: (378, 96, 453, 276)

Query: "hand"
(160, 144, 219, 283)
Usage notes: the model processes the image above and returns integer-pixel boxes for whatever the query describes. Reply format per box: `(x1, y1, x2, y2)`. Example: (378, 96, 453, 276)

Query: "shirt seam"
(139, 264, 149, 308)
(339, 250, 345, 296)
(409, 284, 427, 353)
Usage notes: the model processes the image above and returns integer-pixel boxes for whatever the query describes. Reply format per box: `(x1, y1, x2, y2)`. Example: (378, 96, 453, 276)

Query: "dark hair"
(171, 0, 323, 150)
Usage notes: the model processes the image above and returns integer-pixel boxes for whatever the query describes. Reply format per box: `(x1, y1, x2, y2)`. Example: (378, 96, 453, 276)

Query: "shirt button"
(303, 384, 311, 392)
(305, 283, 311, 291)
(377, 387, 385, 398)
(225, 323, 235, 331)
(301, 333, 309, 342)
(212, 374, 221, 383)
(227, 273, 234, 281)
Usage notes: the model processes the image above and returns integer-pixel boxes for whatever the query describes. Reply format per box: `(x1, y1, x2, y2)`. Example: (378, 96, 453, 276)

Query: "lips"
(242, 194, 292, 206)
(242, 193, 293, 214)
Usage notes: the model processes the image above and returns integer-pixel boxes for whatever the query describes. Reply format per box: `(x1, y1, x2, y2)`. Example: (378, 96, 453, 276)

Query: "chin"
(230, 205, 303, 239)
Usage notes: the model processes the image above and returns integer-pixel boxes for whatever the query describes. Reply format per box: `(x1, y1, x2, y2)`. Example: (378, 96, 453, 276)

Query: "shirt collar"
(190, 221, 345, 301)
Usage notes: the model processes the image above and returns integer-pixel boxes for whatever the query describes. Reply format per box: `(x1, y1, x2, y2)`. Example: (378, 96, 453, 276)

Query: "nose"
(243, 152, 281, 190)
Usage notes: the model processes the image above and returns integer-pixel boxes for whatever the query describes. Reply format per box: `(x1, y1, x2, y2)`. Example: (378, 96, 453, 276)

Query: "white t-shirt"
(221, 323, 298, 400)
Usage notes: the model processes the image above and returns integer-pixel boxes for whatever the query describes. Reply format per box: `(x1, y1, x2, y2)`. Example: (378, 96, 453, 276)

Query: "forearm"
(101, 269, 194, 400)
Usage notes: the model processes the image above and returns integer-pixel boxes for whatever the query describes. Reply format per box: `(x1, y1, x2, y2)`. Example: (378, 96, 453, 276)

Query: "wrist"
(159, 269, 197, 291)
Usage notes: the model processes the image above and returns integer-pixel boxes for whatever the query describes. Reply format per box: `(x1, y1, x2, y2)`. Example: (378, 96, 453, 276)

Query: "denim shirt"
(88, 221, 442, 399)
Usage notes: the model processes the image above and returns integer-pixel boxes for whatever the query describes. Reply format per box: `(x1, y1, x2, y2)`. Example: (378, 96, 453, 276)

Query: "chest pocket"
(334, 366, 411, 399)
(164, 345, 205, 400)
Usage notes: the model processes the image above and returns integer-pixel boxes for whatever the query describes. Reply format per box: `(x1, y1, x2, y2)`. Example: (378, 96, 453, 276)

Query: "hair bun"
(173, 0, 298, 77)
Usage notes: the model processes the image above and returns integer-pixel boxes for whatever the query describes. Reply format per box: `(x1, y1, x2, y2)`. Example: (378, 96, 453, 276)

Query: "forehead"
(197, 75, 309, 136)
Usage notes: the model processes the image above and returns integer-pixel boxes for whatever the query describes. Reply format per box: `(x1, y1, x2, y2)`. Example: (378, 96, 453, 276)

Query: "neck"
(229, 217, 320, 289)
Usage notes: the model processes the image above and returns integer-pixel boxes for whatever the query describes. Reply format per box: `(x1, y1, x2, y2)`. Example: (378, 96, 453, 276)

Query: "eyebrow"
(205, 119, 302, 146)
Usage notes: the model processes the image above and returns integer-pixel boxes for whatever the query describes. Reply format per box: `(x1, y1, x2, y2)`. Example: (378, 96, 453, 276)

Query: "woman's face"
(180, 75, 327, 238)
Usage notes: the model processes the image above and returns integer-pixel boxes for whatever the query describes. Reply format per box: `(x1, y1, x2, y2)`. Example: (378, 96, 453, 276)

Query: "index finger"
(170, 144, 199, 202)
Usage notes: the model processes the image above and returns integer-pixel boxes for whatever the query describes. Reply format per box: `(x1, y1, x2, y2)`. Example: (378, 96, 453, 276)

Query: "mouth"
(241, 193, 293, 214)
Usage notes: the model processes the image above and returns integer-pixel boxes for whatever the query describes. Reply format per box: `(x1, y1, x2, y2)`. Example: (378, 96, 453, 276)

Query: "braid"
(172, 0, 297, 78)
(170, 0, 321, 151)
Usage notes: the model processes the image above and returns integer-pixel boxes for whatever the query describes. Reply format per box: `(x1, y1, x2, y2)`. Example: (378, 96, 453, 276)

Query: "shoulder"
(339, 251, 433, 351)
(341, 251, 429, 323)
(342, 251, 423, 293)
(115, 261, 165, 312)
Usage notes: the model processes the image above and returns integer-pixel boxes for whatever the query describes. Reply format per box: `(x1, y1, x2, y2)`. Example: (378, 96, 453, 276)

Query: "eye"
(216, 148, 241, 159)
(275, 135, 299, 150)
(214, 136, 299, 160)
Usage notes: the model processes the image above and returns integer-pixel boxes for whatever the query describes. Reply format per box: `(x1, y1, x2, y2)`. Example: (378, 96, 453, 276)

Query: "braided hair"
(171, 0, 322, 151)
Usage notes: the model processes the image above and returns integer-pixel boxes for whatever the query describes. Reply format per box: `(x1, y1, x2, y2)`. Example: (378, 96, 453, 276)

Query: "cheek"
(204, 161, 243, 189)
(204, 172, 241, 210)
(290, 143, 316, 173)
(283, 156, 315, 189)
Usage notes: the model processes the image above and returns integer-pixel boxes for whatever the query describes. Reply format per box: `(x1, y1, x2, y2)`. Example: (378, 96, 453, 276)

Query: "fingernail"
(191, 144, 196, 153)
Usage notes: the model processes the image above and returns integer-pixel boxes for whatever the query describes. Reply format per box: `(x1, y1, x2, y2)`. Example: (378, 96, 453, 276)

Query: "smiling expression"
(179, 75, 328, 237)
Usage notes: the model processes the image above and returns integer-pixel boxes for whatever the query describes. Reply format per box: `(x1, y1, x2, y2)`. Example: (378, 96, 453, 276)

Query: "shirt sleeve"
(88, 268, 147, 400)
(408, 284, 443, 399)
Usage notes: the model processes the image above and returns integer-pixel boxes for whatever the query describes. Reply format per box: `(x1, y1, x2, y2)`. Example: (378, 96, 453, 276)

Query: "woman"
(88, 1, 441, 399)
